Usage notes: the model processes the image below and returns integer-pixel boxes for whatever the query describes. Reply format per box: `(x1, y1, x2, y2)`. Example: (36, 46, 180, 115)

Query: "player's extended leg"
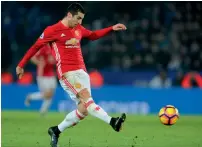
(48, 70, 125, 147)
(77, 88, 126, 132)
(48, 101, 88, 147)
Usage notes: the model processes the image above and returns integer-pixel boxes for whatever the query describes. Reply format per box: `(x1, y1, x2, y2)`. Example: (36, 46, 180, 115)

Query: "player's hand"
(112, 23, 127, 31)
(16, 66, 24, 79)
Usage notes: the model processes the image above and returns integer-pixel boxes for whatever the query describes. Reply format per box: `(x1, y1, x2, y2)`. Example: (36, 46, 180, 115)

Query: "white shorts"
(59, 69, 91, 105)
(37, 76, 57, 92)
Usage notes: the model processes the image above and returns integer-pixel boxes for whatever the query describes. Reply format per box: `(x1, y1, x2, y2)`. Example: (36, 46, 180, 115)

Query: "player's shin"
(58, 109, 85, 132)
(78, 89, 111, 124)
(85, 98, 112, 124)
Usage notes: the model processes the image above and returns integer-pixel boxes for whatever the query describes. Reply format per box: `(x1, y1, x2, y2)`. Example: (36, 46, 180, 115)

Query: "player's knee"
(79, 109, 88, 116)
(78, 101, 88, 116)
(43, 90, 53, 99)
(77, 88, 91, 100)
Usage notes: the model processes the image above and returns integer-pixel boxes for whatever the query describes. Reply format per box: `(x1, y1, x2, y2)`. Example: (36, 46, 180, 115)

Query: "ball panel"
(160, 114, 169, 125)
(175, 108, 180, 116)
(158, 107, 165, 116)
(166, 105, 175, 108)
(165, 107, 176, 117)
(170, 115, 178, 125)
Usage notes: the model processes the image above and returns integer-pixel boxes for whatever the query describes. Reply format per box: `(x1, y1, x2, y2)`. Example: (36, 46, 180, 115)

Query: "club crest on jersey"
(74, 30, 81, 37)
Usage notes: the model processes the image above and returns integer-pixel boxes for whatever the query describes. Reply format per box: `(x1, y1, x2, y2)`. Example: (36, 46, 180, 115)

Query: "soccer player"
(24, 44, 57, 115)
(16, 3, 127, 147)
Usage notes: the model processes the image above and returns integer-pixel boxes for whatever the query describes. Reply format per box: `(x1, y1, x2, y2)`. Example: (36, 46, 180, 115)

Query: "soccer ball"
(158, 105, 179, 125)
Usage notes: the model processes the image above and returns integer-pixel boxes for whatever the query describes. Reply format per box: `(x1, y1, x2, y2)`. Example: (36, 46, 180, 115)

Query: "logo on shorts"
(74, 82, 82, 89)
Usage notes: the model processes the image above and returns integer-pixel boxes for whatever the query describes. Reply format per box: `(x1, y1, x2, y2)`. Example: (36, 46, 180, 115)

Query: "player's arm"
(30, 45, 47, 65)
(81, 23, 127, 40)
(31, 56, 40, 65)
(30, 50, 42, 65)
(30, 56, 40, 65)
(16, 27, 56, 79)
(30, 55, 46, 68)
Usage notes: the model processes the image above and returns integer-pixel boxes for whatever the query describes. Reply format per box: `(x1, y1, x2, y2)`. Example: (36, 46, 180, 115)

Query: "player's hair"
(67, 3, 85, 16)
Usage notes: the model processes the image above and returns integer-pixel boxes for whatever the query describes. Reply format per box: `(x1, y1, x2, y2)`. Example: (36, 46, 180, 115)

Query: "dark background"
(1, 1, 202, 86)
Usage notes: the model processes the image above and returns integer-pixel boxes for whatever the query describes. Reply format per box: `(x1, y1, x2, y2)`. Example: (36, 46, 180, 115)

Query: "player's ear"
(67, 12, 73, 18)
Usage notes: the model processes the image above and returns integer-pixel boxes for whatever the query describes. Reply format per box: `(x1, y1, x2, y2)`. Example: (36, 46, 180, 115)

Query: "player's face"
(71, 12, 84, 27)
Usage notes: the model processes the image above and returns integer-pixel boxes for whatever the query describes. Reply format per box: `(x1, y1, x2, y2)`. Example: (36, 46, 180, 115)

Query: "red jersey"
(35, 45, 55, 77)
(18, 21, 113, 79)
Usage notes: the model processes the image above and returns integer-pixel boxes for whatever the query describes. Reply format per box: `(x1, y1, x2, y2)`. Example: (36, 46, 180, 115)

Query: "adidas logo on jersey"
(61, 33, 66, 37)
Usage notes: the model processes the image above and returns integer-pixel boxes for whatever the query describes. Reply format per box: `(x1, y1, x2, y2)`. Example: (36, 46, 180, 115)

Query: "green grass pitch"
(2, 111, 202, 147)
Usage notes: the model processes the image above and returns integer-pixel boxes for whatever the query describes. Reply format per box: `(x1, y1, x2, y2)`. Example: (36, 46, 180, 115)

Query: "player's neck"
(61, 18, 70, 28)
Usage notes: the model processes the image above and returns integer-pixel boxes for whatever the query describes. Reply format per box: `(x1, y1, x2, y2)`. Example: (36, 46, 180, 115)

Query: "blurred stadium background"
(2, 1, 202, 85)
(2, 1, 202, 111)
(2, 1, 202, 112)
(1, 1, 202, 147)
